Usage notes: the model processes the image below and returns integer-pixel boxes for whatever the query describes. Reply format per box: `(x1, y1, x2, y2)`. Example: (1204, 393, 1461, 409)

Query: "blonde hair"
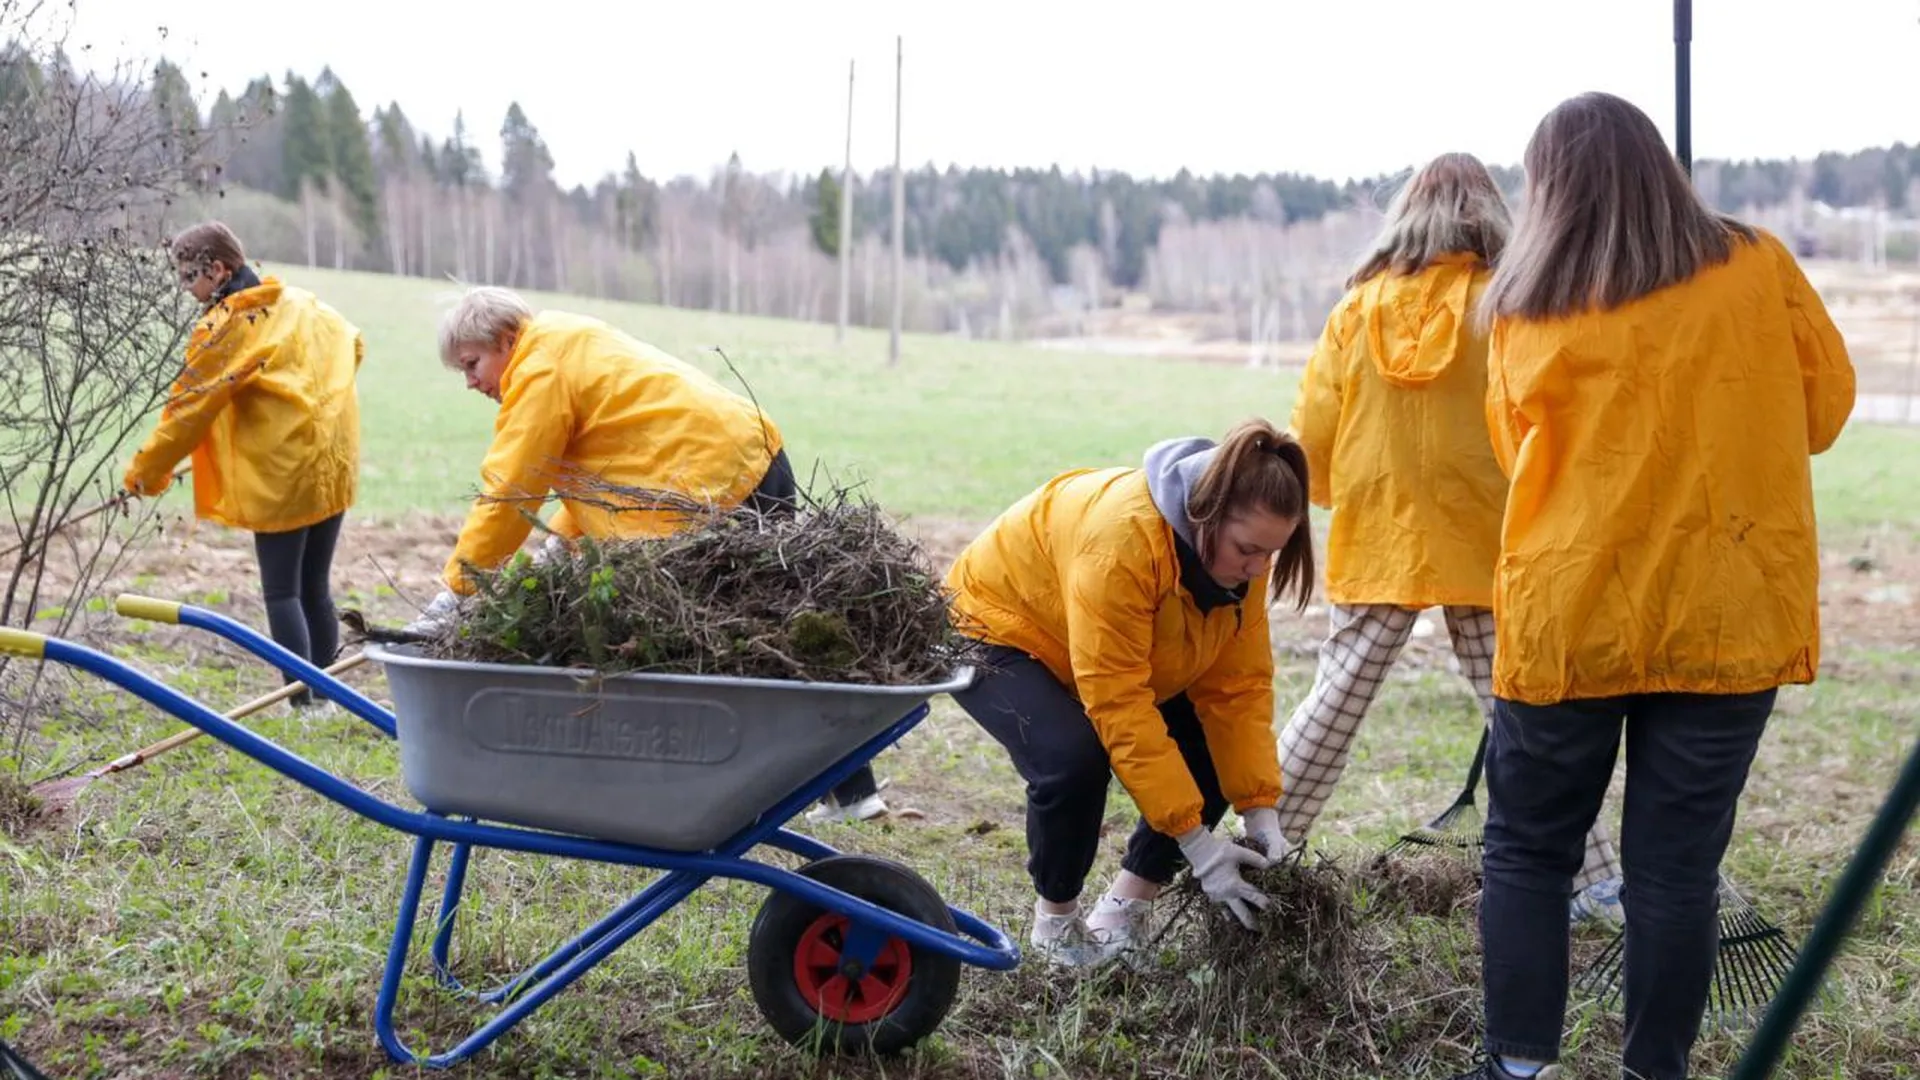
(438, 286, 533, 367)
(1481, 91, 1756, 322)
(1348, 152, 1510, 288)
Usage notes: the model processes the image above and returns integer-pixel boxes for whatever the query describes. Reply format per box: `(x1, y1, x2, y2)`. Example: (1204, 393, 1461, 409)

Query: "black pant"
(745, 447, 798, 515)
(1480, 690, 1774, 1079)
(953, 645, 1228, 902)
(253, 512, 345, 705)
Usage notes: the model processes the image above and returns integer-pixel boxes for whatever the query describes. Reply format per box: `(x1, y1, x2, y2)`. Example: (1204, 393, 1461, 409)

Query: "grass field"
(309, 265, 1301, 522)
(3, 268, 1918, 1079)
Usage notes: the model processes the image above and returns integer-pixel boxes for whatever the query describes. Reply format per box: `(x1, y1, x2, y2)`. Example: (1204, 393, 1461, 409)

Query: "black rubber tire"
(746, 854, 962, 1055)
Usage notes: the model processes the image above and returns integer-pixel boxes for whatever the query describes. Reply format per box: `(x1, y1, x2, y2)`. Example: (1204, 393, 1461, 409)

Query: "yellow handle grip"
(114, 594, 182, 624)
(0, 627, 46, 658)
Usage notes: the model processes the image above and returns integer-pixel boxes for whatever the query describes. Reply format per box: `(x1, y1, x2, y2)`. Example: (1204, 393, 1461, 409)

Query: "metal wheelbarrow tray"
(374, 644, 952, 852)
(0, 595, 1018, 1069)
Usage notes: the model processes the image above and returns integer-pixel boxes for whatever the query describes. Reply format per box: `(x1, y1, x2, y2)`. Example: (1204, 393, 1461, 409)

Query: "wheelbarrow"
(0, 595, 1018, 1068)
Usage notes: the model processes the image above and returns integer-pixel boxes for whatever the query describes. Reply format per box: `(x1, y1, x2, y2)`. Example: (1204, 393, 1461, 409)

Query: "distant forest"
(8, 46, 1914, 338)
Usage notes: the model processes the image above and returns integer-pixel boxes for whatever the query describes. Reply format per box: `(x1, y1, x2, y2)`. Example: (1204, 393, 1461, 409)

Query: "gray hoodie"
(1142, 435, 1218, 546)
(1141, 436, 1248, 616)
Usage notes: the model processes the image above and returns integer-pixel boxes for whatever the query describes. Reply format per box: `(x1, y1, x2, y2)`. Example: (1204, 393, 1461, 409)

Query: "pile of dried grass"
(1153, 847, 1486, 1073)
(413, 487, 983, 685)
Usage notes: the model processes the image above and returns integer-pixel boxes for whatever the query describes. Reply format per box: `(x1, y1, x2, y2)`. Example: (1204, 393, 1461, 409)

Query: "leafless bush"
(0, 0, 225, 772)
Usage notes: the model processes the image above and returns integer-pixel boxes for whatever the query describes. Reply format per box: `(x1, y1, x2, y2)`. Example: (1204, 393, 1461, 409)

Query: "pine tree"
(279, 72, 329, 201)
(809, 166, 842, 258)
(498, 102, 554, 201)
(148, 59, 199, 168)
(318, 70, 380, 248)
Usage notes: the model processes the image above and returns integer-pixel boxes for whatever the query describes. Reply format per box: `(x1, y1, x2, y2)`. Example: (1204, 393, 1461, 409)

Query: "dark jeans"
(1480, 690, 1775, 1079)
(253, 512, 345, 705)
(745, 448, 797, 515)
(953, 645, 1228, 903)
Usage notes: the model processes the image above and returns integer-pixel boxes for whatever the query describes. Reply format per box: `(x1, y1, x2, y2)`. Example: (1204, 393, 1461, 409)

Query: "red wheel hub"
(792, 913, 913, 1023)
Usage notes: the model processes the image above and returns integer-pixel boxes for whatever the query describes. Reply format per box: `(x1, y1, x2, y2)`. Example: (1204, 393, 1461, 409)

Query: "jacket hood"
(1143, 436, 1216, 546)
(1361, 253, 1482, 388)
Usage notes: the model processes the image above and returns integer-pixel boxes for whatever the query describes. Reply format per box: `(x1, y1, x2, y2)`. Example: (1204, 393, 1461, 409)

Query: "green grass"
(4, 634, 1914, 1079)
(4, 280, 1919, 1078)
(291, 264, 1301, 522)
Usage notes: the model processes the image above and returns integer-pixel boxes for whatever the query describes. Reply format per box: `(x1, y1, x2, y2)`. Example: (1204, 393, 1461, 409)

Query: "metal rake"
(1574, 872, 1805, 1027)
(1384, 727, 1489, 857)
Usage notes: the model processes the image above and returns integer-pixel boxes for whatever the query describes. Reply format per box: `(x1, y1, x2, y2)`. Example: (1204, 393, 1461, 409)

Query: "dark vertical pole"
(1675, 0, 1693, 175)
(1729, 737, 1920, 1079)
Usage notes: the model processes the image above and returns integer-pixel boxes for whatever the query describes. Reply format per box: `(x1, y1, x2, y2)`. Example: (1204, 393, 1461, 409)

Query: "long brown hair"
(1348, 152, 1511, 288)
(1185, 418, 1315, 612)
(1481, 91, 1756, 322)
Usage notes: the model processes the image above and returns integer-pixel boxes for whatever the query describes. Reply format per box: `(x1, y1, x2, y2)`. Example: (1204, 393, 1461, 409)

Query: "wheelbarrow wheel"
(747, 854, 961, 1055)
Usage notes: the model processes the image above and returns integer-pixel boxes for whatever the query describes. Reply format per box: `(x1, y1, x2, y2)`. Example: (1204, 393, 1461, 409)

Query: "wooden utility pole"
(837, 60, 854, 344)
(889, 35, 904, 366)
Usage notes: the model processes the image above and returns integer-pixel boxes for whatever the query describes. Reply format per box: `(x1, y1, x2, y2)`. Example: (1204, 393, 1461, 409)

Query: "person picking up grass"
(410, 285, 795, 630)
(411, 286, 898, 820)
(943, 419, 1314, 968)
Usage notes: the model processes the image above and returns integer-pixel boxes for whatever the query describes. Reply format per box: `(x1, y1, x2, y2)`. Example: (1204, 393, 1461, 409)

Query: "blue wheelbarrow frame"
(0, 597, 1019, 1069)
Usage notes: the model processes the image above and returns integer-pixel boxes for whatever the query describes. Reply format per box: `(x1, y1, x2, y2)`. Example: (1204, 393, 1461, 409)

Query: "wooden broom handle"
(98, 651, 368, 774)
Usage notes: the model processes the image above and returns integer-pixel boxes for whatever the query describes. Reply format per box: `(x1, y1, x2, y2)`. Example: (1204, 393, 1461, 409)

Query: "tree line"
(15, 48, 1920, 339)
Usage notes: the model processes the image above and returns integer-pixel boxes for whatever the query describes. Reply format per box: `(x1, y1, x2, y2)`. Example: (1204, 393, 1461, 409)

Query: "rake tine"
(1574, 926, 1627, 1005)
(1385, 727, 1489, 857)
(1575, 877, 1809, 1025)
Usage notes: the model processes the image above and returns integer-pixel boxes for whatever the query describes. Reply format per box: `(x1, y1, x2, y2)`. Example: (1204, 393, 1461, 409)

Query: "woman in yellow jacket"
(946, 419, 1313, 967)
(1453, 93, 1855, 1080)
(402, 287, 899, 809)
(1279, 152, 1623, 923)
(126, 221, 363, 706)
(410, 285, 792, 617)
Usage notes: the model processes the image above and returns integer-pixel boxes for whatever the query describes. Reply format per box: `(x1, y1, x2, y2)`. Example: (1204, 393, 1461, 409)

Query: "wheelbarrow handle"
(114, 593, 396, 739)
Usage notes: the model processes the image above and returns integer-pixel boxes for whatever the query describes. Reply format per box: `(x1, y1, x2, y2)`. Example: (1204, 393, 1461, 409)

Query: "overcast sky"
(47, 0, 1920, 188)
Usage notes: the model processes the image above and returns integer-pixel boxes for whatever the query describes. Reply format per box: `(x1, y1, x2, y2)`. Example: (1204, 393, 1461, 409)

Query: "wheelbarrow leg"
(463, 869, 708, 1008)
(428, 841, 474, 989)
(376, 834, 718, 1069)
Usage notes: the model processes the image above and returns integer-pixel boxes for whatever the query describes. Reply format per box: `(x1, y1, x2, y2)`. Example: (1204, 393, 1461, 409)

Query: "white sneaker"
(804, 792, 890, 824)
(1570, 875, 1626, 928)
(1029, 903, 1108, 969)
(1085, 894, 1156, 969)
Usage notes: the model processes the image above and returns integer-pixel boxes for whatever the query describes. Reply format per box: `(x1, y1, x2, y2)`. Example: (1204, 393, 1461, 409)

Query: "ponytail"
(1188, 418, 1316, 612)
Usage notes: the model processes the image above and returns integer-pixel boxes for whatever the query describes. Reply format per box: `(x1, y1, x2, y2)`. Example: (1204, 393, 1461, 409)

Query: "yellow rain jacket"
(444, 311, 783, 592)
(1291, 254, 1503, 607)
(946, 446, 1281, 838)
(1486, 230, 1855, 704)
(126, 278, 362, 533)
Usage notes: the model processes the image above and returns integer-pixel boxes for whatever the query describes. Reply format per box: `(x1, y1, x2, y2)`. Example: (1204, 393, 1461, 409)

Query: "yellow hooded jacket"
(1487, 230, 1855, 704)
(125, 278, 362, 533)
(1291, 254, 1504, 607)
(946, 440, 1281, 838)
(444, 311, 784, 592)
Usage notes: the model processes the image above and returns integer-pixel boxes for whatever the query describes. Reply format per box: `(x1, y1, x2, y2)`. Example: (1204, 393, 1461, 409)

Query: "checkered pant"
(1276, 603, 1622, 891)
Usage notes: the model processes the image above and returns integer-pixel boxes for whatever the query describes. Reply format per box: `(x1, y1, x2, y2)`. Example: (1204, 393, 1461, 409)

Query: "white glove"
(1241, 807, 1294, 860)
(531, 532, 570, 566)
(403, 589, 460, 637)
(1177, 826, 1272, 929)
